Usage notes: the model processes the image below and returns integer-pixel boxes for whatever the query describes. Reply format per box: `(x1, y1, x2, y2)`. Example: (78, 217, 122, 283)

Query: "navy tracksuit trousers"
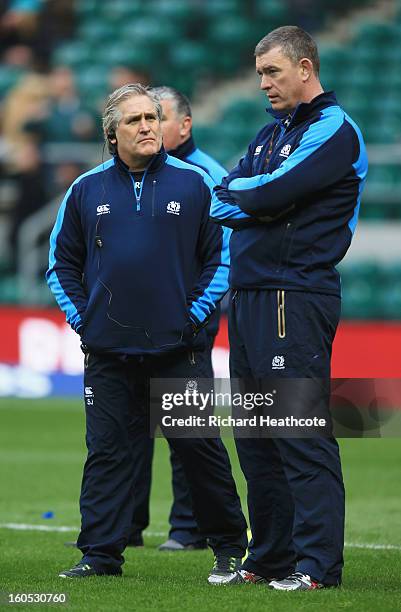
(129, 343, 214, 547)
(78, 348, 247, 572)
(229, 289, 345, 585)
(130, 442, 207, 546)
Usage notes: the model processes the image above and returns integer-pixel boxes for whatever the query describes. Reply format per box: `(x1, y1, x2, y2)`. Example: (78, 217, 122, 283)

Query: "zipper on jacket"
(277, 290, 286, 339)
(188, 350, 196, 366)
(151, 179, 156, 216)
(84, 351, 90, 369)
(130, 169, 148, 213)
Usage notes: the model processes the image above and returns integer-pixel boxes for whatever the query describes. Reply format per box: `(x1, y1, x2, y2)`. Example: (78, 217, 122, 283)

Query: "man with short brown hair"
(211, 26, 368, 590)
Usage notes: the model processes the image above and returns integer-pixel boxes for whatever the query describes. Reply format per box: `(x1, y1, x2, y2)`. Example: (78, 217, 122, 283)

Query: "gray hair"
(102, 83, 162, 153)
(151, 86, 192, 118)
(255, 26, 320, 75)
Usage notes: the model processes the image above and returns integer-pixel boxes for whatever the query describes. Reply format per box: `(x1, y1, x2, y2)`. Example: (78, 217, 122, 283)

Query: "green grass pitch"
(0, 398, 400, 611)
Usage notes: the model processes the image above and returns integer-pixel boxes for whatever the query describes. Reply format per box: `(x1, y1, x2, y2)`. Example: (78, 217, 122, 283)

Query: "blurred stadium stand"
(1, 0, 401, 320)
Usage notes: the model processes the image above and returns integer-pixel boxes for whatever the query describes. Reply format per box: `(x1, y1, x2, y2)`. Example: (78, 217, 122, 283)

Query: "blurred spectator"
(8, 139, 47, 269)
(53, 160, 82, 194)
(0, 0, 41, 55)
(1, 0, 74, 69)
(1, 71, 48, 154)
(34, 0, 75, 68)
(1, 1, 40, 33)
(2, 43, 34, 69)
(80, 65, 153, 119)
(109, 65, 151, 91)
(42, 66, 97, 142)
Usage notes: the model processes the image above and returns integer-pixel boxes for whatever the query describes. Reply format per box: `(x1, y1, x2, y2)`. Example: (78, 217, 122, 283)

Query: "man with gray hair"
(129, 86, 228, 553)
(47, 83, 247, 581)
(211, 26, 367, 590)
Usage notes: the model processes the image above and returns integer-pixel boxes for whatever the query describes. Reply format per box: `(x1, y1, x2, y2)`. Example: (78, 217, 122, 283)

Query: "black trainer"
(207, 554, 242, 585)
(58, 563, 121, 579)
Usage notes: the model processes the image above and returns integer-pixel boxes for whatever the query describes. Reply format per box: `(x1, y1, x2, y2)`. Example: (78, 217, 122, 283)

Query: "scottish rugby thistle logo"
(272, 355, 285, 370)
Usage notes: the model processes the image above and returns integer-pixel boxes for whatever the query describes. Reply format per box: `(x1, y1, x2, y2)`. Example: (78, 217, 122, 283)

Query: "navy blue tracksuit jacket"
(211, 91, 368, 293)
(169, 135, 227, 340)
(46, 148, 230, 353)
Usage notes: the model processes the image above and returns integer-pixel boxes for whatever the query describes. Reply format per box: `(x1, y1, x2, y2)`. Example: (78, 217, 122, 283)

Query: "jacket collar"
(267, 91, 338, 129)
(168, 134, 196, 160)
(114, 145, 167, 174)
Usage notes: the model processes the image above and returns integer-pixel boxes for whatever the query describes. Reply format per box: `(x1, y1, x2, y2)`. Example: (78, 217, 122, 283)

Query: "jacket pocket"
(277, 289, 286, 339)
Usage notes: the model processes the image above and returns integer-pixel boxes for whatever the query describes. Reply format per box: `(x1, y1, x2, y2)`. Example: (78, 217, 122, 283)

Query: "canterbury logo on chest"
(97, 204, 110, 215)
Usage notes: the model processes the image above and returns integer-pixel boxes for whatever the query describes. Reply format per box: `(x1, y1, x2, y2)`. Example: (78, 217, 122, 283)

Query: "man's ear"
(180, 115, 192, 138)
(299, 57, 314, 82)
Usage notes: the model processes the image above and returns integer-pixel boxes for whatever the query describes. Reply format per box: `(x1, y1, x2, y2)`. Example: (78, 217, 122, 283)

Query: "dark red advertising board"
(1, 307, 401, 378)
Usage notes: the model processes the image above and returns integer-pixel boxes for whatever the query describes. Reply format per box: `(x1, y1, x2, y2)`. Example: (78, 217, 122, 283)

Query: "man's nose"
(139, 117, 150, 131)
(261, 75, 272, 90)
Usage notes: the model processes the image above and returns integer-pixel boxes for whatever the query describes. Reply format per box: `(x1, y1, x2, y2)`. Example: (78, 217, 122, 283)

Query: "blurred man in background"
(129, 86, 228, 552)
(211, 25, 367, 590)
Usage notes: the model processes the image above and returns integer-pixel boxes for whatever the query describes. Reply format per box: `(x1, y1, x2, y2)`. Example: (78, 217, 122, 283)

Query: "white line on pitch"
(1, 524, 401, 551)
(345, 541, 401, 551)
(0, 523, 77, 533)
(0, 523, 166, 536)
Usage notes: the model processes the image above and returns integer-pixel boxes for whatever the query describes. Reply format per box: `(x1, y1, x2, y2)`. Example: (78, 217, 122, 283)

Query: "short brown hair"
(255, 25, 320, 75)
